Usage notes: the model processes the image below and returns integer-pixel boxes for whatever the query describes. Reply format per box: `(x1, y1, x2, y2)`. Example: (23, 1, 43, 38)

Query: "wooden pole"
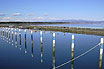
(71, 34, 75, 69)
(71, 35, 74, 52)
(99, 38, 103, 69)
(53, 33, 55, 69)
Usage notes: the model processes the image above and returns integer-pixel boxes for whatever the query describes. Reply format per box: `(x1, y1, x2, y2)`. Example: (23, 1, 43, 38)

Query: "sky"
(0, 0, 104, 22)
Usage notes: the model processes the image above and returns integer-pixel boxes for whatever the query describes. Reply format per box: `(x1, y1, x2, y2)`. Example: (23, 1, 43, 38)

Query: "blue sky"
(0, 0, 104, 21)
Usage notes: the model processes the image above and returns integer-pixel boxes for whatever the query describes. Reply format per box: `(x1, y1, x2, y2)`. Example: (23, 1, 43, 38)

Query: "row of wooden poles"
(0, 27, 103, 69)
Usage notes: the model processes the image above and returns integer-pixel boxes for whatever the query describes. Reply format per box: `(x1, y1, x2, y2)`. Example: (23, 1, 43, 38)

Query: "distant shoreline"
(0, 22, 104, 36)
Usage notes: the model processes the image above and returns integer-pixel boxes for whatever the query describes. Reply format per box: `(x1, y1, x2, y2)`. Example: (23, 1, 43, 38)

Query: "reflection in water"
(0, 27, 103, 69)
(24, 30, 27, 54)
(19, 29, 21, 50)
(3, 29, 4, 40)
(99, 38, 103, 69)
(40, 31, 43, 63)
(6, 28, 8, 43)
(15, 31, 17, 47)
(71, 51, 74, 69)
(31, 30, 34, 58)
(12, 31, 13, 45)
(53, 33, 55, 69)
(9, 30, 10, 44)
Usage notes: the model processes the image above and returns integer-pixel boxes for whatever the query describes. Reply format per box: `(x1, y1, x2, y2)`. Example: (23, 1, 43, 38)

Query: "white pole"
(71, 35, 74, 52)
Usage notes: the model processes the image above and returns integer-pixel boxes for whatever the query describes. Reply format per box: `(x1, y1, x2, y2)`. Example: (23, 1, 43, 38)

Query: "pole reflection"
(12, 31, 14, 45)
(31, 30, 34, 57)
(40, 31, 43, 63)
(15, 31, 17, 47)
(24, 30, 27, 54)
(19, 29, 21, 50)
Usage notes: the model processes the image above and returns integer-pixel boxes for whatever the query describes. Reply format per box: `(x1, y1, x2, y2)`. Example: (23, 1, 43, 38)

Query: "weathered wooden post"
(40, 31, 43, 63)
(99, 38, 104, 69)
(53, 33, 56, 69)
(19, 29, 21, 50)
(71, 34, 75, 69)
(24, 29, 27, 54)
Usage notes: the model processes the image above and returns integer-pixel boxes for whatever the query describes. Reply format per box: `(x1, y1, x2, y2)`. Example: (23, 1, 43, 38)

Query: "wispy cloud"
(43, 13, 48, 16)
(28, 13, 35, 16)
(12, 13, 22, 16)
(1, 17, 12, 20)
(0, 13, 5, 16)
(0, 16, 57, 22)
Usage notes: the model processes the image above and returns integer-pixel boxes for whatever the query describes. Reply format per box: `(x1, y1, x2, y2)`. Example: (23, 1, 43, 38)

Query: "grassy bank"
(32, 26, 104, 36)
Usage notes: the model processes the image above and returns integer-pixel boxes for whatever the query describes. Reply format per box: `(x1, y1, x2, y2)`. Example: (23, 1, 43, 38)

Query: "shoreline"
(23, 25, 104, 36)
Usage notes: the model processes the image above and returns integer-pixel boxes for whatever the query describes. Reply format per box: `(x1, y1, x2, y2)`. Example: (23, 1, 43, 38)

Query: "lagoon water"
(0, 28, 104, 69)
(38, 24, 104, 29)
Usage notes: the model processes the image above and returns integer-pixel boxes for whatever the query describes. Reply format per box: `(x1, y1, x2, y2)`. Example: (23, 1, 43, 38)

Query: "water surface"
(0, 28, 104, 69)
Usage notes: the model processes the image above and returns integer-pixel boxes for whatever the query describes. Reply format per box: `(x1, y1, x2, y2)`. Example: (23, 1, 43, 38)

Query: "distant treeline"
(0, 22, 73, 25)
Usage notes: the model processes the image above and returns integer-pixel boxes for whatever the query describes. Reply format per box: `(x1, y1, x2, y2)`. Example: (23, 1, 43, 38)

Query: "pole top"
(11, 28, 13, 30)
(15, 32, 17, 34)
(19, 29, 21, 31)
(101, 38, 104, 44)
(24, 29, 26, 32)
(40, 31, 42, 35)
(72, 35, 74, 40)
(31, 30, 33, 34)
(53, 33, 55, 37)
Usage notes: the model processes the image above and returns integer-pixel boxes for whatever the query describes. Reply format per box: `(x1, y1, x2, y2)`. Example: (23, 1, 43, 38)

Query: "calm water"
(0, 28, 104, 69)
(38, 24, 104, 29)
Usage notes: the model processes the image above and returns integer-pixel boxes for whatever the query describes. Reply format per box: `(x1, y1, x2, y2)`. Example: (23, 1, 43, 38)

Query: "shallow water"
(0, 28, 104, 69)
(38, 24, 104, 29)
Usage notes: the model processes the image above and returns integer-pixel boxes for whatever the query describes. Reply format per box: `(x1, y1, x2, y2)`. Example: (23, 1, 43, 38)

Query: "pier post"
(40, 31, 43, 63)
(53, 33, 56, 69)
(71, 35, 74, 52)
(71, 34, 75, 69)
(24, 30, 27, 54)
(99, 38, 104, 69)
